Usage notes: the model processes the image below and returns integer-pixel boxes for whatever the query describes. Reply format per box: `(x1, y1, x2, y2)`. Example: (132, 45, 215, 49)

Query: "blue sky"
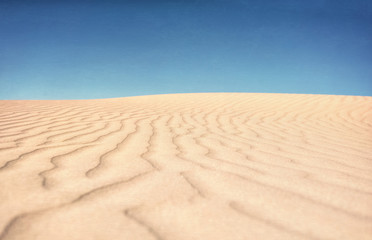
(0, 0, 371, 99)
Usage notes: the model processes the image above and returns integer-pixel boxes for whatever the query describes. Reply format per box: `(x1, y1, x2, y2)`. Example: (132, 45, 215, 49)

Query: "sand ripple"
(0, 93, 371, 239)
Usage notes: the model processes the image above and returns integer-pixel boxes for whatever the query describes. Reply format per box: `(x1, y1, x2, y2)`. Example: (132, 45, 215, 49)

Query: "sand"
(0, 93, 371, 240)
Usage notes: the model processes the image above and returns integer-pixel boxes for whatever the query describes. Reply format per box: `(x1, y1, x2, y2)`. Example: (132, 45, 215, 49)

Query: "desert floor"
(0, 93, 371, 240)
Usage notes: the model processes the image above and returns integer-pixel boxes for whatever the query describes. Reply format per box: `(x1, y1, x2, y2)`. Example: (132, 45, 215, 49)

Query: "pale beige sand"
(0, 93, 371, 240)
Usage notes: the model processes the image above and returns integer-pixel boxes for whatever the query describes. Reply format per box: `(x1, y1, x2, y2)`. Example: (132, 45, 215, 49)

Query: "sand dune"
(0, 93, 371, 240)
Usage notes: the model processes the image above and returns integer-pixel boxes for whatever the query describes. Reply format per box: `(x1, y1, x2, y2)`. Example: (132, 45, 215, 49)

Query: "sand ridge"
(0, 93, 371, 239)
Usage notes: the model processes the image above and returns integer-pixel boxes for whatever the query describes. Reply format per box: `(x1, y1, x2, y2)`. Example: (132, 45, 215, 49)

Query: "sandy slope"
(0, 93, 371, 240)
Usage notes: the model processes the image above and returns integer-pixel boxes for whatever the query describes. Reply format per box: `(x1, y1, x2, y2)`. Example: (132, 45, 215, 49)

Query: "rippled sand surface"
(0, 93, 371, 240)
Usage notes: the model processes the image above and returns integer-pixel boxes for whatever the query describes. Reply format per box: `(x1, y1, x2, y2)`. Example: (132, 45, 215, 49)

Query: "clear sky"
(1, 0, 371, 99)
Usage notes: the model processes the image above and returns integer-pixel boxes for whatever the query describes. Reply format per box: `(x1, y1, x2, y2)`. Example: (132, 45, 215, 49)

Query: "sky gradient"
(1, 0, 371, 99)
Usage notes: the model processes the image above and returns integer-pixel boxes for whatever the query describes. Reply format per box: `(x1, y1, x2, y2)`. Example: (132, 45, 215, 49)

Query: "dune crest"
(0, 93, 371, 240)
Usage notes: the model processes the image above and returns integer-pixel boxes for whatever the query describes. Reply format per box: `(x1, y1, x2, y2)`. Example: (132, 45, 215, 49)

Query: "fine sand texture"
(0, 93, 371, 240)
